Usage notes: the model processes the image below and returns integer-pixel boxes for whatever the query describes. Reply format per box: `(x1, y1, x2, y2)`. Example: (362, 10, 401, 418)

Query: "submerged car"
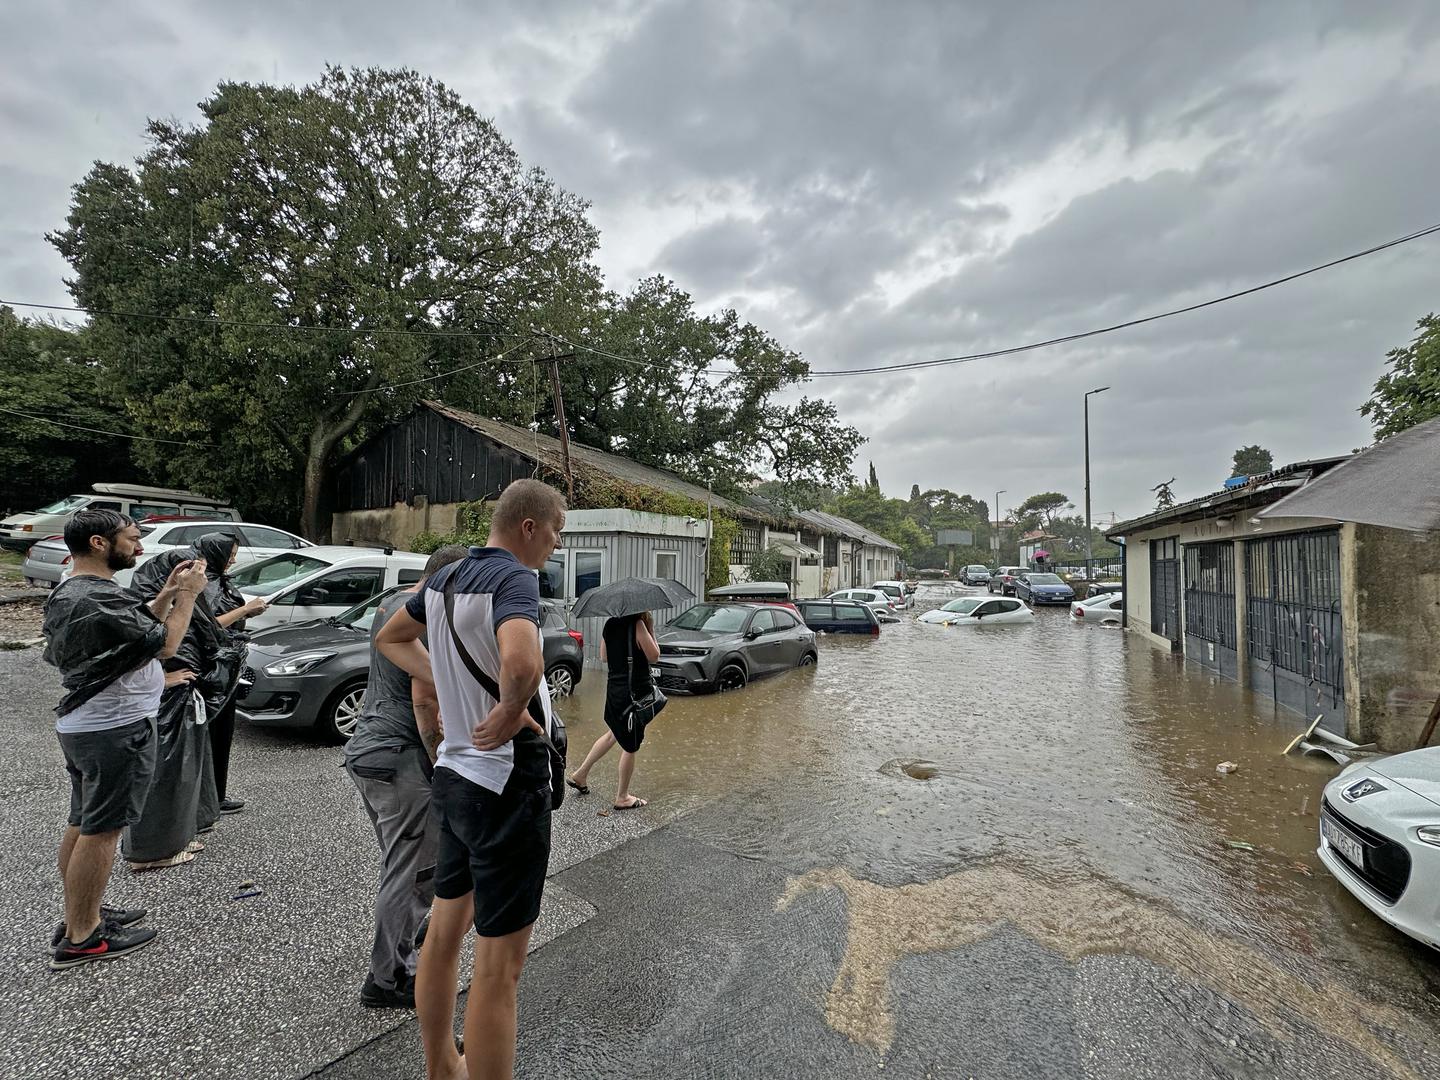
(872, 580, 912, 609)
(794, 598, 882, 635)
(1318, 748, 1440, 950)
(239, 591, 583, 740)
(653, 602, 817, 693)
(960, 565, 992, 586)
(1071, 592, 1125, 623)
(916, 596, 1033, 626)
(1014, 572, 1076, 605)
(827, 588, 900, 621)
(988, 567, 1026, 595)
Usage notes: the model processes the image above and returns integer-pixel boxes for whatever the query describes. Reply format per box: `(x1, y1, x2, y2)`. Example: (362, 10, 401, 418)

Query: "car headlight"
(1417, 826, 1440, 847)
(263, 651, 337, 676)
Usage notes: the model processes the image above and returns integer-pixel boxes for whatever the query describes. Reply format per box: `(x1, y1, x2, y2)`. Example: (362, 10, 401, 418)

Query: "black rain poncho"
(42, 576, 168, 718)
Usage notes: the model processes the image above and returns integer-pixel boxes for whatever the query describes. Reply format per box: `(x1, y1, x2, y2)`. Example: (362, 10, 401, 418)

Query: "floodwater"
(558, 581, 1440, 1074)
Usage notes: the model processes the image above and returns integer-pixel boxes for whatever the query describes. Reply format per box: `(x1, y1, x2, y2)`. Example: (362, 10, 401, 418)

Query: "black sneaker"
(220, 798, 246, 815)
(414, 914, 430, 947)
(50, 924, 157, 970)
(360, 974, 415, 1009)
(50, 905, 147, 948)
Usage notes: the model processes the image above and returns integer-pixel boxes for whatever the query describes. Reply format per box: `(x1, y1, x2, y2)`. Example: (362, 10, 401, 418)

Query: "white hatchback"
(1318, 748, 1440, 950)
(229, 546, 430, 630)
(827, 588, 900, 622)
(917, 596, 1033, 626)
(1071, 592, 1125, 623)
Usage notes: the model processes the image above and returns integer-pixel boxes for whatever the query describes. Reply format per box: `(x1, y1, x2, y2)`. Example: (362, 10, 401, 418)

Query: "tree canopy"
(49, 66, 861, 537)
(1361, 312, 1440, 440)
(1230, 444, 1274, 478)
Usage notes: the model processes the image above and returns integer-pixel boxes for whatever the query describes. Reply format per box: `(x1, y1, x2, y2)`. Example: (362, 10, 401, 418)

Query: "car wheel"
(798, 652, 817, 668)
(317, 679, 366, 741)
(716, 662, 748, 692)
(546, 662, 576, 698)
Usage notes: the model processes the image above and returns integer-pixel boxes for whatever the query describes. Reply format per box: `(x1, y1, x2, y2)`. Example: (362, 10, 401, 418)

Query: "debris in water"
(1223, 840, 1256, 851)
(1216, 761, 1239, 774)
(1291, 861, 1314, 877)
(878, 758, 940, 781)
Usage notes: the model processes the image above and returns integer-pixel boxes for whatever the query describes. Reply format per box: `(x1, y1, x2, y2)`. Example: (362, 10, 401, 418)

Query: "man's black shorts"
(430, 766, 551, 937)
(58, 716, 158, 835)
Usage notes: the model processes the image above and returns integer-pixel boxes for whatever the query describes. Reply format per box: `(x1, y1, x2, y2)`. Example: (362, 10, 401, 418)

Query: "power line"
(337, 335, 536, 395)
(808, 220, 1440, 377)
(540, 330, 733, 377)
(0, 405, 218, 447)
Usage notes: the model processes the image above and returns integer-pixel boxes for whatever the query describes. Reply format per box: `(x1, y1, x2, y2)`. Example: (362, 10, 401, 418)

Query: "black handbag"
(621, 622, 667, 736)
(442, 577, 568, 809)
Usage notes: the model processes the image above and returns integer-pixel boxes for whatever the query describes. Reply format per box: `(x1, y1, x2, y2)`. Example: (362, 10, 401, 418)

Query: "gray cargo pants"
(345, 746, 437, 989)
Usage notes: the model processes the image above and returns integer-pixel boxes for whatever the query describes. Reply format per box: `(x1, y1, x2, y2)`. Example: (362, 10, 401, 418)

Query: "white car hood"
(1368, 748, 1440, 809)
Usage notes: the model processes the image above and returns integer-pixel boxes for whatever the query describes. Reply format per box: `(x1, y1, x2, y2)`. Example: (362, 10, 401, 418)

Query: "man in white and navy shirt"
(378, 478, 565, 1080)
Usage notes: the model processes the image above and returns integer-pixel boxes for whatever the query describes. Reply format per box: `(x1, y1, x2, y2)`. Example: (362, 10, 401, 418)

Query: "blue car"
(1014, 572, 1076, 606)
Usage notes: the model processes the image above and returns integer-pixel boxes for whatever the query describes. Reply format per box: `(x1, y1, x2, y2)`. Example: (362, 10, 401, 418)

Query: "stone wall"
(330, 498, 461, 551)
(1348, 524, 1440, 750)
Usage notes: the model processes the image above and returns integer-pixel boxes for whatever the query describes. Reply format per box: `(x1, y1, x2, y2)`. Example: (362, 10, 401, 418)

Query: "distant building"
(1108, 456, 1440, 751)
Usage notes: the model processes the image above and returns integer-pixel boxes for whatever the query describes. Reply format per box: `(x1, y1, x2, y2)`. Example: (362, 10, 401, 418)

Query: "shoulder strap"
(442, 576, 557, 753)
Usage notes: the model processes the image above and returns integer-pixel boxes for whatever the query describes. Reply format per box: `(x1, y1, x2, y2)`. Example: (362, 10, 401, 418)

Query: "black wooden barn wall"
(333, 411, 538, 512)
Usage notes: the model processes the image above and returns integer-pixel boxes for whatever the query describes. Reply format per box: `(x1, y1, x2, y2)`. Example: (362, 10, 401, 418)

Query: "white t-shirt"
(56, 660, 165, 735)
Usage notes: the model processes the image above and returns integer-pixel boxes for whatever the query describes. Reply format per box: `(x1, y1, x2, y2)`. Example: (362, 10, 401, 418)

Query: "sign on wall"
(935, 529, 974, 547)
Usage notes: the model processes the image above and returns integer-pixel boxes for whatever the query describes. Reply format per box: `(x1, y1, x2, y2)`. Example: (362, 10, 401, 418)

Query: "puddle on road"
(777, 861, 1427, 1078)
(557, 582, 1439, 1053)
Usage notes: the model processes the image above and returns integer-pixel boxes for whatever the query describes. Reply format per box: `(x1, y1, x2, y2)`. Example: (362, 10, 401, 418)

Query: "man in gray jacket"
(344, 544, 467, 1009)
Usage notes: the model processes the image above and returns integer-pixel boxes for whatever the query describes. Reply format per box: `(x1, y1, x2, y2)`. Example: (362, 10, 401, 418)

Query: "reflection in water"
(559, 584, 1439, 1059)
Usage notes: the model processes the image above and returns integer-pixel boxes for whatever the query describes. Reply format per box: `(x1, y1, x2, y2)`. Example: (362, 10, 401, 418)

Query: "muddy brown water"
(558, 582, 1440, 1069)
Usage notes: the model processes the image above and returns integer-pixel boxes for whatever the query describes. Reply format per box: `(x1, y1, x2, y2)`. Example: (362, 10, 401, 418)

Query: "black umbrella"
(570, 576, 696, 620)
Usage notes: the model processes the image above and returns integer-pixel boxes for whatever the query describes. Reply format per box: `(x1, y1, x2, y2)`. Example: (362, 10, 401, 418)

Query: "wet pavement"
(6, 581, 1440, 1077)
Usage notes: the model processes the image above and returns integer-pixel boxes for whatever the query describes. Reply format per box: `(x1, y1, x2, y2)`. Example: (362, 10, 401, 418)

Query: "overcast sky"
(4, 1, 1439, 522)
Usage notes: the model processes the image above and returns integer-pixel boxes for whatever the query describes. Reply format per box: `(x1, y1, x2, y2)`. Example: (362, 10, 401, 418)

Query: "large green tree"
(52, 67, 598, 537)
(1361, 313, 1440, 439)
(1229, 444, 1273, 478)
(0, 308, 137, 513)
(1014, 491, 1073, 533)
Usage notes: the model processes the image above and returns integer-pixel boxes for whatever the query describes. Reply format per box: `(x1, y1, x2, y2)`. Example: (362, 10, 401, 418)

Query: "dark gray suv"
(653, 602, 817, 694)
(238, 590, 584, 740)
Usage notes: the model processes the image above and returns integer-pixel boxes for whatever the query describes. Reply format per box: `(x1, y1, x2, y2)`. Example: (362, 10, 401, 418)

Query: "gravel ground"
(0, 596, 44, 644)
(0, 649, 670, 1080)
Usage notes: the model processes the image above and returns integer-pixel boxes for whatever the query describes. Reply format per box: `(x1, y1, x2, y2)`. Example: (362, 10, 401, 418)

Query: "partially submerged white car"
(1319, 747, 1440, 950)
(916, 596, 1033, 626)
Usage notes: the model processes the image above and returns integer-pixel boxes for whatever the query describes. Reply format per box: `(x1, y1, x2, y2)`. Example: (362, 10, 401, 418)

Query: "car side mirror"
(298, 586, 330, 605)
(744, 627, 763, 639)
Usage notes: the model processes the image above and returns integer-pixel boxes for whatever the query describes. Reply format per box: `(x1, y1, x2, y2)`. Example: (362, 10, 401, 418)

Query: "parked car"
(872, 580, 912, 609)
(960, 565, 992, 586)
(988, 567, 1026, 595)
(1072, 592, 1125, 623)
(826, 588, 900, 621)
(1318, 748, 1440, 951)
(708, 581, 799, 611)
(22, 519, 310, 589)
(1083, 581, 1124, 597)
(653, 602, 817, 693)
(917, 596, 1033, 625)
(1014, 572, 1076, 605)
(1, 483, 239, 551)
(228, 546, 429, 630)
(794, 598, 882, 635)
(238, 591, 584, 740)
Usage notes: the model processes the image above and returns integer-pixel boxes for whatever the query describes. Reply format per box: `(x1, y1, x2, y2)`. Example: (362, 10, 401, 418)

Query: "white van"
(0, 484, 240, 551)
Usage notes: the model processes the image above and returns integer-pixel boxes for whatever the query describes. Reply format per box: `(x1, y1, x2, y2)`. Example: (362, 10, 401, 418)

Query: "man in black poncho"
(43, 509, 209, 969)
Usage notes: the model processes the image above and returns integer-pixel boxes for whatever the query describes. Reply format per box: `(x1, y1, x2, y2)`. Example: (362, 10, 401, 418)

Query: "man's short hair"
(63, 509, 136, 556)
(423, 544, 469, 578)
(491, 479, 567, 534)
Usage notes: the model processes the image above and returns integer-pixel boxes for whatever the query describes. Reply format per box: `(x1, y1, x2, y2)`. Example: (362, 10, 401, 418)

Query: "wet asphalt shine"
(4, 581, 1440, 1078)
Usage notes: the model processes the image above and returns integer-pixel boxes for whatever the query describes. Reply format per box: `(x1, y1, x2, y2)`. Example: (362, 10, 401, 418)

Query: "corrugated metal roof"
(796, 508, 902, 550)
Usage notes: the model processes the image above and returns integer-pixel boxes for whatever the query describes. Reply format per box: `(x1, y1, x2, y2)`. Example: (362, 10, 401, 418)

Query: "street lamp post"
(993, 489, 1006, 567)
(1084, 387, 1110, 579)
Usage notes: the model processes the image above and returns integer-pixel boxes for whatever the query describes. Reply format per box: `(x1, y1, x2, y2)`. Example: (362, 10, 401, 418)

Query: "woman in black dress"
(566, 610, 661, 810)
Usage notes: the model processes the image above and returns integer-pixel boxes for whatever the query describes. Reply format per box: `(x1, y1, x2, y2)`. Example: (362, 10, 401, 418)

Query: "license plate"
(1322, 815, 1366, 867)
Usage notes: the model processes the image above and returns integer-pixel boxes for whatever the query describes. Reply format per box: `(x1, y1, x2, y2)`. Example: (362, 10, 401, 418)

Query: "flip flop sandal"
(613, 798, 648, 811)
(186, 840, 205, 853)
(130, 850, 197, 872)
(566, 778, 590, 795)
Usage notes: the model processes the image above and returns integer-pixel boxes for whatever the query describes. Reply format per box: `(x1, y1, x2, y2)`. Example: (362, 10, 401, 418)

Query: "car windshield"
(966, 565, 987, 573)
(668, 604, 750, 633)
(335, 587, 402, 630)
(876, 585, 901, 596)
(941, 598, 983, 614)
(35, 494, 89, 514)
(1027, 573, 1064, 585)
(231, 553, 329, 596)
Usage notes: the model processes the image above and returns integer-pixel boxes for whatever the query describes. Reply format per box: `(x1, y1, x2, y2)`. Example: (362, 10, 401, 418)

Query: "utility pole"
(1084, 386, 1110, 579)
(544, 353, 577, 503)
(993, 489, 1006, 566)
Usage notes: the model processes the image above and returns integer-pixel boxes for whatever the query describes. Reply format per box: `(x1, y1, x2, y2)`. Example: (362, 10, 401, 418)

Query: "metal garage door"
(1149, 537, 1181, 648)
(1184, 541, 1238, 679)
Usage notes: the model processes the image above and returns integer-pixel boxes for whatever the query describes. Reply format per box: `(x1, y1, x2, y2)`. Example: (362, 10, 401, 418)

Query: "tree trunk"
(300, 449, 332, 543)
